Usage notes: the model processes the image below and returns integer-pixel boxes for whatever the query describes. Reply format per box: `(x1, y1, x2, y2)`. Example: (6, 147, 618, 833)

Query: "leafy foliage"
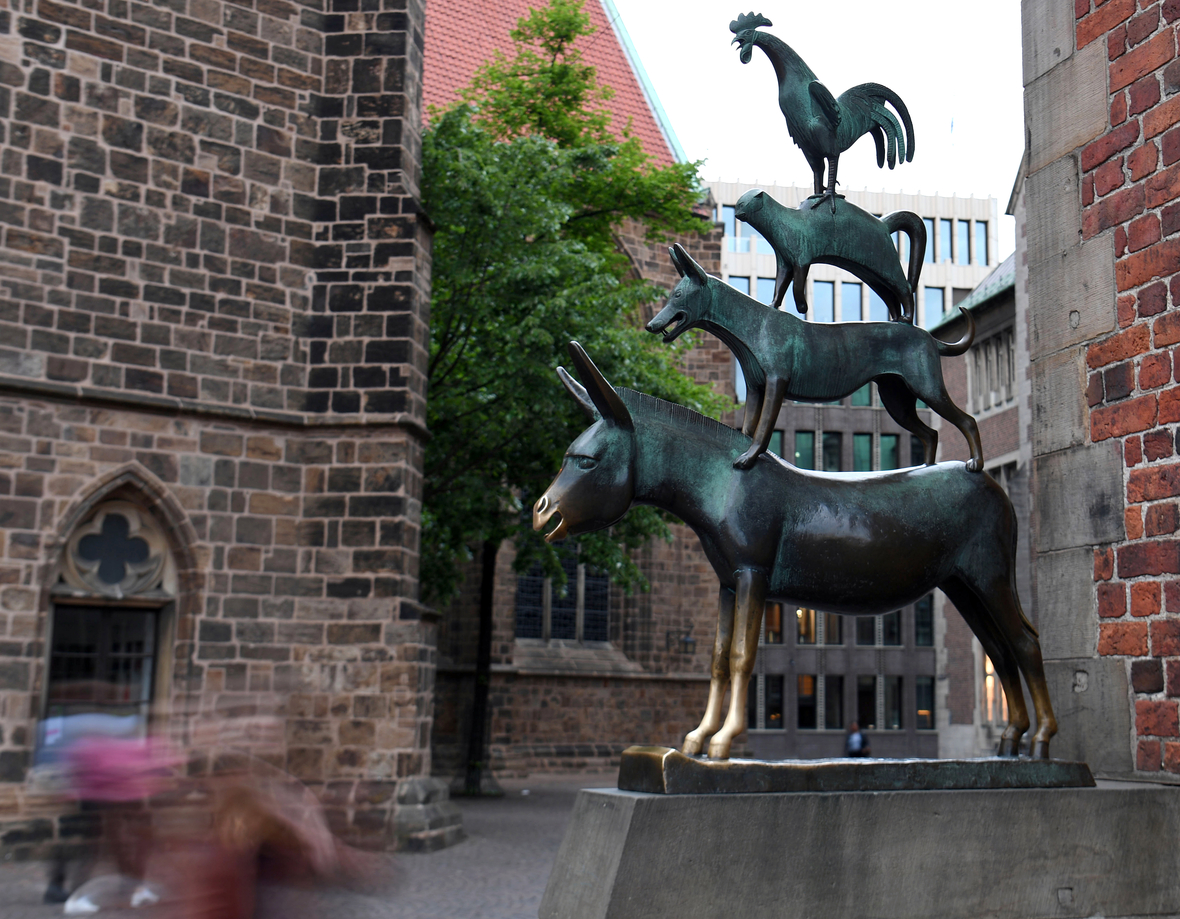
(420, 0, 723, 604)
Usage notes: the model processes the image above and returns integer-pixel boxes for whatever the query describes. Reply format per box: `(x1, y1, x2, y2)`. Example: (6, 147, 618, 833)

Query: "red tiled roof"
(423, 0, 676, 167)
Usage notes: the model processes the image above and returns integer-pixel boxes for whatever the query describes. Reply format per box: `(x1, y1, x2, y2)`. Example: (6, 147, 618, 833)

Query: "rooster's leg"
(822, 155, 841, 212)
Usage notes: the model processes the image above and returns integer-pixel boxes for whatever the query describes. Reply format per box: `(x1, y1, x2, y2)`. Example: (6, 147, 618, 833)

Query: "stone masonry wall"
(0, 0, 444, 849)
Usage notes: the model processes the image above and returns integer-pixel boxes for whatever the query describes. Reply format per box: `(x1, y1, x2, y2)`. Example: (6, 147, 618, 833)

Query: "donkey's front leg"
(683, 586, 735, 756)
(708, 569, 768, 760)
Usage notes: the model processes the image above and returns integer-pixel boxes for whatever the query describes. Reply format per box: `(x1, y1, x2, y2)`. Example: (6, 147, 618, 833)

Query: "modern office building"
(709, 180, 1001, 759)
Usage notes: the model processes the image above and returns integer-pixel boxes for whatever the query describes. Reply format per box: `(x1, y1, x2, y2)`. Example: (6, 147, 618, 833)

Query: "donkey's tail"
(882, 210, 926, 297)
(934, 306, 974, 356)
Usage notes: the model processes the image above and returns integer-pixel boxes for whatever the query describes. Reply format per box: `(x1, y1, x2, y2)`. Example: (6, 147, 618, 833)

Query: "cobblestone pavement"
(0, 773, 612, 919)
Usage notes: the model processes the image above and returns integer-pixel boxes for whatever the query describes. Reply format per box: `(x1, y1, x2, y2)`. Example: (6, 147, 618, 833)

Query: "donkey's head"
(533, 343, 636, 544)
(646, 244, 713, 343)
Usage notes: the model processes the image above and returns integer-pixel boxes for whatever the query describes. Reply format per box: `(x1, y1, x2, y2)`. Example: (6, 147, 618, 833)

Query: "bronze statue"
(735, 188, 925, 322)
(647, 244, 984, 472)
(533, 343, 1057, 762)
(730, 12, 915, 206)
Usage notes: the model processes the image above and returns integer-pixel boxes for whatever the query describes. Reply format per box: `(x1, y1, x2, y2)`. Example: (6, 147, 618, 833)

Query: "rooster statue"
(730, 12, 915, 205)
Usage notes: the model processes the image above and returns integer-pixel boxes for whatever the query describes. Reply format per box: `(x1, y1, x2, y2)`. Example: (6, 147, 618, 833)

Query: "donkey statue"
(533, 342, 1057, 761)
(648, 244, 984, 471)
(735, 188, 926, 322)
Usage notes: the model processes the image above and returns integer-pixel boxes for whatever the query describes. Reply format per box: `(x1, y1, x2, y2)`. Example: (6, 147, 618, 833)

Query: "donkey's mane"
(616, 388, 747, 451)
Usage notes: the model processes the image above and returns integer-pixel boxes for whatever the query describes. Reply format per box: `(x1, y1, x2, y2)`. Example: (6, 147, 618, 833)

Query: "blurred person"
(845, 721, 871, 757)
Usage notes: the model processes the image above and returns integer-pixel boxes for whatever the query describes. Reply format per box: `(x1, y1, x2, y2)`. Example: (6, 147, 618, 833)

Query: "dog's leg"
(877, 378, 937, 465)
(791, 265, 810, 315)
(741, 374, 765, 438)
(735, 377, 787, 469)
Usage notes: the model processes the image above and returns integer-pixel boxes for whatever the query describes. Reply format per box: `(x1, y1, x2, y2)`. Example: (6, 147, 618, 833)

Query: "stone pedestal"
(540, 781, 1180, 919)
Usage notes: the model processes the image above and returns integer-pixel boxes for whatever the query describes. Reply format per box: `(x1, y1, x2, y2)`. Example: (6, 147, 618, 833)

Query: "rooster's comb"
(729, 12, 772, 33)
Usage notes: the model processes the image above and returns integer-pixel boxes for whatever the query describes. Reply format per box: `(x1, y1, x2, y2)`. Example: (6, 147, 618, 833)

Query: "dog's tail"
(882, 210, 926, 299)
(934, 306, 975, 356)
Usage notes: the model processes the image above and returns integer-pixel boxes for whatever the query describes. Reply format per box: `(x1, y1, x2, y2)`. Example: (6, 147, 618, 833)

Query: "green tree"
(421, 0, 721, 793)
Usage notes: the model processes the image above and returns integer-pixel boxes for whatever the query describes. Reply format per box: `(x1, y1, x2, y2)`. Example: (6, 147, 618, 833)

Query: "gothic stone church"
(0, 0, 448, 849)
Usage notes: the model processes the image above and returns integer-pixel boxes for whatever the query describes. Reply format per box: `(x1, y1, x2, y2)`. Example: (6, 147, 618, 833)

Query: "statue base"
(541, 779, 1180, 919)
(618, 745, 1095, 794)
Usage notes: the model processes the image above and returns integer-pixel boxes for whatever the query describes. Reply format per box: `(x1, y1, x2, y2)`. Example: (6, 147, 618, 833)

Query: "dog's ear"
(669, 243, 708, 287)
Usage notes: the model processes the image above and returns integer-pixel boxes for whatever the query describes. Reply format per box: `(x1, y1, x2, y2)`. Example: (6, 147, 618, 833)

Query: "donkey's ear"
(557, 366, 599, 421)
(567, 342, 633, 431)
(670, 243, 708, 287)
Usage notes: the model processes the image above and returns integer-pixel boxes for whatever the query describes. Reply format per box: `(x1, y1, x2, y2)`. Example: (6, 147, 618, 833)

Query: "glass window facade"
(882, 610, 902, 646)
(916, 675, 935, 729)
(824, 675, 845, 729)
(884, 676, 903, 729)
(910, 435, 925, 467)
(722, 204, 736, 238)
(915, 594, 934, 646)
(868, 288, 889, 322)
(765, 674, 784, 729)
(880, 434, 899, 470)
(957, 220, 970, 266)
(851, 384, 872, 407)
(797, 674, 817, 729)
(857, 675, 877, 729)
(923, 218, 935, 263)
(924, 286, 945, 326)
(856, 616, 876, 646)
(813, 280, 834, 322)
(797, 607, 817, 645)
(794, 430, 815, 469)
(853, 433, 872, 471)
(757, 276, 776, 304)
(728, 275, 750, 296)
(841, 282, 862, 321)
(824, 613, 844, 645)
(975, 221, 988, 264)
(939, 218, 953, 263)
(822, 432, 843, 471)
(765, 602, 783, 643)
(768, 430, 783, 457)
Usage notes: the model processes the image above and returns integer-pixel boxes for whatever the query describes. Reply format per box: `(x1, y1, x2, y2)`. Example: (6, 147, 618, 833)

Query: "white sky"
(608, 1, 1025, 259)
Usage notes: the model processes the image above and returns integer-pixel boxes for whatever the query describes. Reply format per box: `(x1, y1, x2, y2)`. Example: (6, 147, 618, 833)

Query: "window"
(747, 224, 774, 255)
(722, 204, 736, 237)
(884, 676, 903, 729)
(841, 282, 862, 321)
(797, 674, 817, 729)
(857, 675, 877, 729)
(923, 218, 935, 263)
(768, 430, 783, 457)
(794, 430, 815, 469)
(813, 280, 834, 322)
(880, 434, 899, 470)
(975, 220, 988, 264)
(727, 275, 750, 296)
(856, 616, 876, 646)
(514, 555, 610, 641)
(765, 674, 784, 729)
(797, 607, 817, 645)
(853, 433, 872, 471)
(764, 602, 783, 643)
(910, 435, 925, 467)
(851, 384, 872, 407)
(822, 432, 842, 471)
(723, 205, 748, 252)
(939, 219, 953, 263)
(924, 286, 945, 327)
(757, 276, 777, 305)
(983, 655, 1008, 727)
(824, 613, 844, 645)
(971, 328, 1016, 414)
(735, 360, 747, 402)
(43, 501, 174, 762)
(868, 288, 889, 322)
(824, 675, 844, 729)
(957, 220, 969, 266)
(915, 594, 934, 646)
(882, 610, 902, 646)
(916, 676, 935, 729)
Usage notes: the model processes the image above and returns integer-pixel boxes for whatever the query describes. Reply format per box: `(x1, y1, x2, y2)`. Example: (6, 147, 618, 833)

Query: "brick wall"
(0, 0, 446, 849)
(1073, 0, 1180, 775)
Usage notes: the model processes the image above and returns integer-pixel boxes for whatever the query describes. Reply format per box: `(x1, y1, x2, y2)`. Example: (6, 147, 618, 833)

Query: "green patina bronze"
(730, 12, 915, 204)
(533, 343, 1057, 763)
(735, 189, 925, 322)
(646, 244, 983, 471)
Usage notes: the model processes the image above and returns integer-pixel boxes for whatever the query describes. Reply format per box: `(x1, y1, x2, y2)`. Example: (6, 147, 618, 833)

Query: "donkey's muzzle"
(532, 493, 568, 543)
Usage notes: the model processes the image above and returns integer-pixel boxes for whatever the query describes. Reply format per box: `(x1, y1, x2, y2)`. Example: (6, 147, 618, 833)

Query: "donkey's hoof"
(707, 743, 731, 761)
(998, 736, 1020, 756)
(966, 458, 984, 473)
(681, 735, 704, 756)
(1031, 740, 1051, 760)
